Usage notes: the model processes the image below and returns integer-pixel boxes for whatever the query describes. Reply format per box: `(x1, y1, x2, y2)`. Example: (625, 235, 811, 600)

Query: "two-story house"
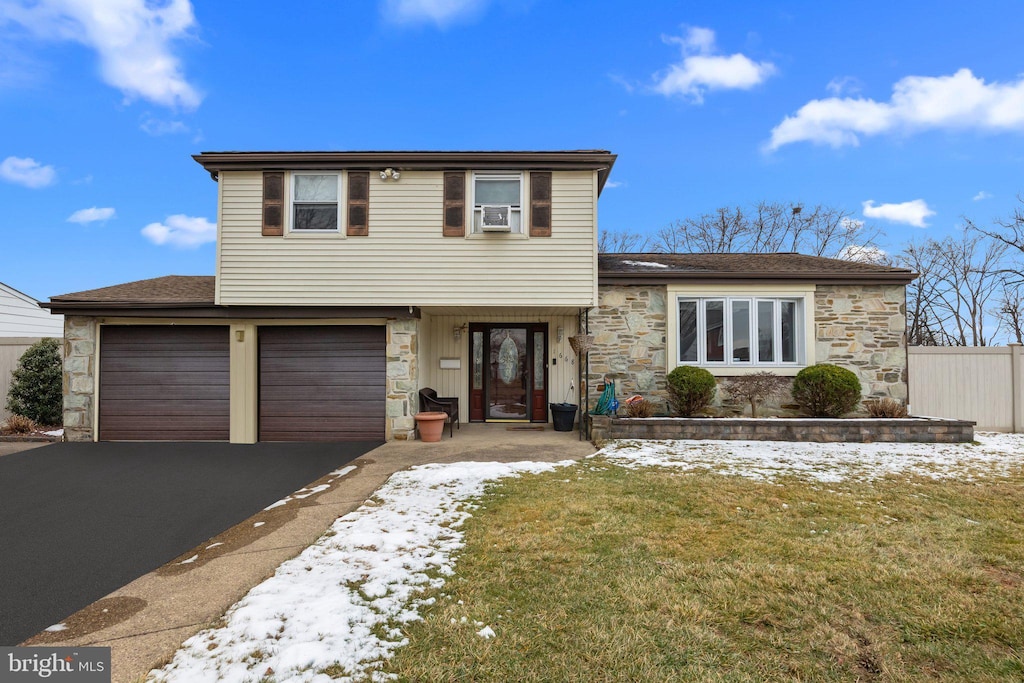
(46, 150, 915, 443)
(48, 151, 614, 442)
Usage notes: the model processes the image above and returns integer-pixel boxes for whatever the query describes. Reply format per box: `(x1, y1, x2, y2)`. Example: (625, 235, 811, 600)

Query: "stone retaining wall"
(589, 415, 974, 443)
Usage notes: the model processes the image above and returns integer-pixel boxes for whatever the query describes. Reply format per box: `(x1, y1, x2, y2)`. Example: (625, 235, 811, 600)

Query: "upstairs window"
(291, 173, 341, 232)
(678, 296, 802, 366)
(473, 173, 522, 233)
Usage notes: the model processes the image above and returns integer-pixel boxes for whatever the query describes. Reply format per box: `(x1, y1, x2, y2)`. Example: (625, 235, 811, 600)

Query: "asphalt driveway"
(0, 440, 380, 645)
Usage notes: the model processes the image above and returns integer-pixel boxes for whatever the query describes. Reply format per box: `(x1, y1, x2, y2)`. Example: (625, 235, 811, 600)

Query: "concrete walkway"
(24, 425, 594, 683)
(0, 441, 48, 457)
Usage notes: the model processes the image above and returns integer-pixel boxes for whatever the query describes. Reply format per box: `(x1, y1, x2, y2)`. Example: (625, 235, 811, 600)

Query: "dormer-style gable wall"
(194, 151, 616, 308)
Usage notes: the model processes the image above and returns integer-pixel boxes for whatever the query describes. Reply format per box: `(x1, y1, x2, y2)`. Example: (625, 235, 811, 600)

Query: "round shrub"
(666, 365, 717, 416)
(6, 337, 62, 426)
(791, 364, 861, 418)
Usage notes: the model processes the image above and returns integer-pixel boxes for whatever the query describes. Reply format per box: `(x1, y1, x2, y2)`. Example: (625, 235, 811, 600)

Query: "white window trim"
(286, 171, 345, 235)
(666, 283, 816, 376)
(469, 171, 525, 236)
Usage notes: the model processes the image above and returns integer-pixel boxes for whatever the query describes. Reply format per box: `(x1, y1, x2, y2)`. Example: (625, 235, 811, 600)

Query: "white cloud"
(67, 206, 115, 224)
(862, 199, 935, 228)
(973, 190, 992, 201)
(140, 117, 189, 136)
(607, 73, 635, 94)
(768, 68, 1024, 151)
(141, 214, 216, 248)
(826, 76, 861, 97)
(0, 0, 201, 109)
(837, 244, 888, 264)
(652, 26, 776, 103)
(604, 180, 625, 189)
(381, 0, 486, 26)
(0, 156, 56, 188)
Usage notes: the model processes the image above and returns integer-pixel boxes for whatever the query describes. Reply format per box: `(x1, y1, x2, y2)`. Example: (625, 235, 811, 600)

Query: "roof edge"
(193, 151, 618, 193)
(598, 270, 917, 284)
(41, 303, 422, 319)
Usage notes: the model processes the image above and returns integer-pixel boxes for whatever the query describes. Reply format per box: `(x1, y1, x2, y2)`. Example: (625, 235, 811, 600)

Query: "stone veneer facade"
(587, 286, 670, 410)
(814, 284, 907, 401)
(63, 315, 96, 442)
(588, 283, 908, 415)
(386, 318, 419, 440)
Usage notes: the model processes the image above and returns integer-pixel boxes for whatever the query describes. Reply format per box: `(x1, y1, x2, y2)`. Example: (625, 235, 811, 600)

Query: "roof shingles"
(51, 276, 215, 304)
(599, 253, 915, 282)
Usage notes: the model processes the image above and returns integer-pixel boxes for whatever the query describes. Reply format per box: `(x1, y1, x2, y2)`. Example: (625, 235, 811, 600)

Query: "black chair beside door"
(418, 388, 460, 438)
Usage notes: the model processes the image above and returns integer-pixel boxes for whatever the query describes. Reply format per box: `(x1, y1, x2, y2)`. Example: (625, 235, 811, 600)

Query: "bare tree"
(598, 230, 651, 253)
(967, 197, 1024, 283)
(899, 231, 1007, 346)
(651, 201, 882, 259)
(997, 285, 1024, 344)
(935, 230, 1006, 346)
(898, 240, 948, 346)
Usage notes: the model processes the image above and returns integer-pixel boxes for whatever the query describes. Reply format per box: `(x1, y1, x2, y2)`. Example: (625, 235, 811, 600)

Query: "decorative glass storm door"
(469, 324, 548, 422)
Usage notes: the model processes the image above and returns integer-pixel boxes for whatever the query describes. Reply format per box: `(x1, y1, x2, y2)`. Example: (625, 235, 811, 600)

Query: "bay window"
(676, 296, 802, 366)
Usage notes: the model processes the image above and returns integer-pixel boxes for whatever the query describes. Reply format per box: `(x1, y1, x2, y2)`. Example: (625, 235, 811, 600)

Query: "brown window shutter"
(347, 171, 369, 236)
(530, 171, 552, 237)
(262, 172, 284, 236)
(443, 171, 466, 237)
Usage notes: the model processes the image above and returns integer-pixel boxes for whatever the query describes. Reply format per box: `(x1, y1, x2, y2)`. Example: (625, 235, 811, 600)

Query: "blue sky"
(2, 0, 1024, 301)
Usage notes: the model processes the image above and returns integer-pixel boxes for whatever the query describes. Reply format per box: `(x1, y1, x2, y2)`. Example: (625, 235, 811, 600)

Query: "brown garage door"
(259, 326, 386, 441)
(99, 326, 230, 441)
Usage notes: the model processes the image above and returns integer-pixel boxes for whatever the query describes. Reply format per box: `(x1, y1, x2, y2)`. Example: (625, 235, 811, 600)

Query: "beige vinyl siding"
(419, 312, 582, 420)
(216, 170, 597, 307)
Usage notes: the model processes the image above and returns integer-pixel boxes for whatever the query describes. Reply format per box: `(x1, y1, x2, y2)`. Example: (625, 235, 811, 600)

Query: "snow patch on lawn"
(148, 460, 568, 683)
(598, 432, 1024, 482)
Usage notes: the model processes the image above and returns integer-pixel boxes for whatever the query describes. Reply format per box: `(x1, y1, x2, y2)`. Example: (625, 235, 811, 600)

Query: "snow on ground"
(598, 432, 1024, 482)
(148, 460, 568, 683)
(148, 434, 1023, 683)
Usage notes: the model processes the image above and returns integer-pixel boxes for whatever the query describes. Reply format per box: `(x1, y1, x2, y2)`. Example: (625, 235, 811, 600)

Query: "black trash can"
(549, 402, 578, 432)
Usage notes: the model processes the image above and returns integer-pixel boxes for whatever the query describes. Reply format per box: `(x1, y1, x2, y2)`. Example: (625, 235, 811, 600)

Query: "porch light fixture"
(380, 167, 401, 181)
(557, 327, 564, 342)
(453, 325, 467, 340)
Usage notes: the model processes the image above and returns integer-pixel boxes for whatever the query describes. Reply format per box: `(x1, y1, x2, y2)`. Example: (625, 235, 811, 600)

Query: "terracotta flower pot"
(415, 411, 448, 442)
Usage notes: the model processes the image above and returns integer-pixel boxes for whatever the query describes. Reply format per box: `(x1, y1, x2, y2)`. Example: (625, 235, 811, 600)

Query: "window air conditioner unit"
(480, 204, 513, 231)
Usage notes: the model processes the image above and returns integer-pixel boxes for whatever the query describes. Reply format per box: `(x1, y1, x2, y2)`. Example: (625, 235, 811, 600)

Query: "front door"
(469, 324, 548, 422)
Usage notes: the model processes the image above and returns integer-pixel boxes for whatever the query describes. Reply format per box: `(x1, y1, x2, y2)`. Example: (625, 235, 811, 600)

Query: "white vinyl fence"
(908, 345, 1024, 432)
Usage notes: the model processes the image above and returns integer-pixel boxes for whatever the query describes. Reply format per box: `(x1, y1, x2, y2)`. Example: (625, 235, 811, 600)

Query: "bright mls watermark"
(1, 648, 110, 682)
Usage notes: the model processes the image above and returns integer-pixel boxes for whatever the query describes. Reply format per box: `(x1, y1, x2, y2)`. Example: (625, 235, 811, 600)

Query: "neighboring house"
(44, 150, 915, 443)
(1, 281, 64, 421)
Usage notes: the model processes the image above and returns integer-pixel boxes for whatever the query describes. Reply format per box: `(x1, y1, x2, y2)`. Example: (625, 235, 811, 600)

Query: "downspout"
(585, 307, 590, 440)
(578, 308, 584, 441)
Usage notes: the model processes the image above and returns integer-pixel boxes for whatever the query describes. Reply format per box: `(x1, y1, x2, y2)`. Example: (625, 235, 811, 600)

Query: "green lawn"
(383, 459, 1024, 682)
